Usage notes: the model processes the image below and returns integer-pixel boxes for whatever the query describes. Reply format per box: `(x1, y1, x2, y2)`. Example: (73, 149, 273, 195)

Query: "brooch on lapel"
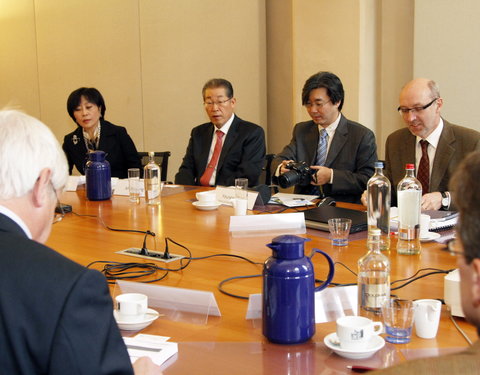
(72, 135, 79, 145)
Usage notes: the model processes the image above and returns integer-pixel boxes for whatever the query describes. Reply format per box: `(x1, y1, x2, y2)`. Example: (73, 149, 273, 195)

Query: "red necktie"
(200, 130, 224, 186)
(417, 140, 430, 194)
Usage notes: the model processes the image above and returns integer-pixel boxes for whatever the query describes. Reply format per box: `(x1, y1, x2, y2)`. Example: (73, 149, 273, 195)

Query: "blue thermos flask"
(263, 235, 335, 344)
(85, 150, 111, 201)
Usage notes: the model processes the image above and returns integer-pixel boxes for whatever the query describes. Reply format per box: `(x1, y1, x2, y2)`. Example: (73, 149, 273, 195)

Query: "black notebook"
(303, 205, 368, 233)
(423, 210, 458, 232)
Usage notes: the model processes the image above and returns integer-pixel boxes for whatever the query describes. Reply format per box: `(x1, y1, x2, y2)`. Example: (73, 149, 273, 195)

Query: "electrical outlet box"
(116, 248, 185, 263)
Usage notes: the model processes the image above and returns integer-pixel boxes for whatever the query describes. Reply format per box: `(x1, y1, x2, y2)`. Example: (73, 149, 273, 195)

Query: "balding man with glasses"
(175, 78, 265, 187)
(384, 78, 480, 210)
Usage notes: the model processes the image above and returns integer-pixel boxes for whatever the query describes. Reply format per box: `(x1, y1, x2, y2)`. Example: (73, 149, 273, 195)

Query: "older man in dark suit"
(272, 71, 377, 203)
(384, 78, 480, 210)
(0, 110, 160, 375)
(175, 78, 265, 188)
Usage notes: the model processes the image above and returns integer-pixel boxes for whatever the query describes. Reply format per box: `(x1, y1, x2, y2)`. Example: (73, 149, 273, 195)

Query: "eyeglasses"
(397, 98, 438, 115)
(442, 239, 473, 263)
(51, 183, 65, 224)
(305, 100, 331, 109)
(203, 98, 232, 108)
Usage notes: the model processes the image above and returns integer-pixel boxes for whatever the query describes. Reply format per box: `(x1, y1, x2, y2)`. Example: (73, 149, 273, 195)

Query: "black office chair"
(263, 153, 275, 186)
(262, 153, 279, 194)
(138, 151, 171, 182)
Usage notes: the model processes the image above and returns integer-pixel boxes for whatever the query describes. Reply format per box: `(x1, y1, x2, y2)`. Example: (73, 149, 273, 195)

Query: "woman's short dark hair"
(66, 87, 106, 122)
(301, 71, 345, 111)
(202, 78, 234, 100)
(449, 150, 480, 263)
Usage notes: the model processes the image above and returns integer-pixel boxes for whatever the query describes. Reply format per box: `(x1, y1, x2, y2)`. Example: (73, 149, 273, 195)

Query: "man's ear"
(32, 168, 52, 208)
(471, 259, 480, 308)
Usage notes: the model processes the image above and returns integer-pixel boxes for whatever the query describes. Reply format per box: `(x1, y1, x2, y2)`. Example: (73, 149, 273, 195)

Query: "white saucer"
(324, 332, 385, 359)
(114, 308, 160, 331)
(192, 201, 220, 211)
(420, 231, 441, 242)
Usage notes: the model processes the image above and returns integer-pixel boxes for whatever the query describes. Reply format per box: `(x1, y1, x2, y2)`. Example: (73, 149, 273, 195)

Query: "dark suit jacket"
(385, 119, 480, 206)
(369, 340, 480, 374)
(63, 120, 142, 179)
(272, 115, 377, 203)
(0, 214, 133, 374)
(174, 115, 266, 187)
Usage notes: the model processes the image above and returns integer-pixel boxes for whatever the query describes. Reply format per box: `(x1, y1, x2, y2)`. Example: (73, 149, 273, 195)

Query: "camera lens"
(278, 170, 300, 188)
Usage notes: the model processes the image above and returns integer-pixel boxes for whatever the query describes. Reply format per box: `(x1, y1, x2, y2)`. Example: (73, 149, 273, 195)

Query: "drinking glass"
(128, 168, 140, 203)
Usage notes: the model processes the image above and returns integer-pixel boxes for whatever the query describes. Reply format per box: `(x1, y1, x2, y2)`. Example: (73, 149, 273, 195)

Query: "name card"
(246, 285, 358, 323)
(215, 186, 258, 210)
(229, 212, 306, 237)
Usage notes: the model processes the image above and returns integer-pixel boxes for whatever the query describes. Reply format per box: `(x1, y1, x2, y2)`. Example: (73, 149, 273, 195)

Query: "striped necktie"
(417, 139, 430, 194)
(316, 129, 328, 166)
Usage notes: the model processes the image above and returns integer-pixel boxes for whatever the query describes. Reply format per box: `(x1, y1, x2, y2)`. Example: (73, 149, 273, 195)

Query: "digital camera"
(277, 161, 316, 188)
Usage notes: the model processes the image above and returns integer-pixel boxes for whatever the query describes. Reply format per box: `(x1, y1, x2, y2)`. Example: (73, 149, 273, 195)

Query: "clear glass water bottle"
(358, 229, 390, 320)
(396, 163, 422, 255)
(366, 161, 391, 251)
(144, 151, 161, 205)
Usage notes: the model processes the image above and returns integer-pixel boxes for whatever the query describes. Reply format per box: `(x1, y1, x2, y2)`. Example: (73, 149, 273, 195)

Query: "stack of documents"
(123, 334, 178, 366)
(427, 210, 458, 231)
(268, 193, 317, 207)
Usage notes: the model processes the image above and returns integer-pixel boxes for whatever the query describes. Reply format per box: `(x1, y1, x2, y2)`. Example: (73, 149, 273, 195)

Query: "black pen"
(346, 365, 377, 373)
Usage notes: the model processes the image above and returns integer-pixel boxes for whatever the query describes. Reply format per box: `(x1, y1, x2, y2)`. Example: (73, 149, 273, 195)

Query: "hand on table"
(421, 192, 442, 211)
(361, 190, 367, 206)
(133, 357, 163, 375)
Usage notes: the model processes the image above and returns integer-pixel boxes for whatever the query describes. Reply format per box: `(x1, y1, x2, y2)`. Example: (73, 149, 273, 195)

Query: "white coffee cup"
(420, 214, 431, 237)
(414, 299, 442, 339)
(232, 198, 247, 216)
(115, 293, 148, 322)
(196, 191, 216, 204)
(336, 316, 383, 350)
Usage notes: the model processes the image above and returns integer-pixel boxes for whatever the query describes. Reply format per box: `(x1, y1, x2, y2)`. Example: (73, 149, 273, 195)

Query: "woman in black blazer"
(62, 87, 142, 179)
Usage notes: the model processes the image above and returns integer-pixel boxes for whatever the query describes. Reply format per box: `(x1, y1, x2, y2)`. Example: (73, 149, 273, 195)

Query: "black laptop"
(303, 205, 368, 233)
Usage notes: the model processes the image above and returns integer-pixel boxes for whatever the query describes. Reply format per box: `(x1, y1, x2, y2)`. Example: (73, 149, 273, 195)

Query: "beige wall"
(3, 0, 478, 181)
(266, 0, 413, 160)
(0, 0, 41, 116)
(414, 0, 480, 131)
(0, 0, 267, 180)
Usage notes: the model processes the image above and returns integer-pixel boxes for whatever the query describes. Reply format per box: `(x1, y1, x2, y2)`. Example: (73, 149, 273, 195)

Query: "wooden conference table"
(47, 186, 476, 374)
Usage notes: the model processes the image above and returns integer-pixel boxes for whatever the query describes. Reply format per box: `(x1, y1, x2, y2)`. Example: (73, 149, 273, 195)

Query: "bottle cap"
(374, 161, 384, 168)
(405, 163, 415, 170)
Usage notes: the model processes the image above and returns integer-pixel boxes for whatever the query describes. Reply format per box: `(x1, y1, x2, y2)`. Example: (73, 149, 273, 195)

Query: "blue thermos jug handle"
(312, 248, 335, 292)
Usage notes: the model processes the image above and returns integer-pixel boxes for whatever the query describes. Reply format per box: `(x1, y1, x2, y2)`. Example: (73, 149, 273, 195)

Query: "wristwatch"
(441, 192, 450, 210)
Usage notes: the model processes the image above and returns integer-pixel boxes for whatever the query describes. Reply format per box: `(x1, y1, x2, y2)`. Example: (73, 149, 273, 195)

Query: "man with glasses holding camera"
(175, 78, 265, 187)
(384, 78, 480, 210)
(272, 71, 377, 203)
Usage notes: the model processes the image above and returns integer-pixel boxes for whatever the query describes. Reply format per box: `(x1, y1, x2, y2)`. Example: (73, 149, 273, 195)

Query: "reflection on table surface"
(47, 185, 475, 374)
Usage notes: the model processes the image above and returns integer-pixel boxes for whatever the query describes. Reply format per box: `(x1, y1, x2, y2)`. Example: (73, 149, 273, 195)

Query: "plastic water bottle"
(85, 150, 111, 201)
(358, 228, 390, 320)
(144, 151, 161, 205)
(366, 161, 391, 251)
(396, 163, 422, 255)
